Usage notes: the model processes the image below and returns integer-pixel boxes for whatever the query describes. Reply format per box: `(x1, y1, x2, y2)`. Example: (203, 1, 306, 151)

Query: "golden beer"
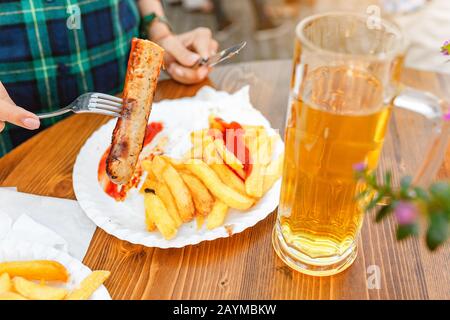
(277, 66, 391, 269)
(273, 12, 450, 277)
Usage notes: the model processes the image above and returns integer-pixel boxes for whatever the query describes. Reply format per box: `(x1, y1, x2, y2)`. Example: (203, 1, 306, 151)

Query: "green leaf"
(384, 171, 392, 190)
(400, 176, 413, 188)
(375, 204, 393, 222)
(396, 223, 418, 240)
(354, 170, 365, 180)
(430, 181, 450, 198)
(355, 189, 369, 200)
(413, 186, 429, 202)
(426, 213, 449, 251)
(429, 182, 450, 212)
(400, 176, 413, 198)
(366, 172, 378, 188)
(365, 191, 385, 211)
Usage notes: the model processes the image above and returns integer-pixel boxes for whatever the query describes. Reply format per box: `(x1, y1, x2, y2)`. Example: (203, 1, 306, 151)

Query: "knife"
(195, 41, 247, 68)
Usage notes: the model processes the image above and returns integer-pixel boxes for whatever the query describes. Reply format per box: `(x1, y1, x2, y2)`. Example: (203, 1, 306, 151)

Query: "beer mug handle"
(393, 87, 450, 186)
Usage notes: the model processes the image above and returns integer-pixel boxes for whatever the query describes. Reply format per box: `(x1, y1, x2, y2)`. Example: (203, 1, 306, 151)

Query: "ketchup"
(143, 122, 163, 147)
(210, 117, 252, 177)
(98, 122, 163, 201)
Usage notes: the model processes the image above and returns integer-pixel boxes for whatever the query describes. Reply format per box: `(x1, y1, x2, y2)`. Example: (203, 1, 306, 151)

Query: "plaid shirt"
(0, 0, 140, 156)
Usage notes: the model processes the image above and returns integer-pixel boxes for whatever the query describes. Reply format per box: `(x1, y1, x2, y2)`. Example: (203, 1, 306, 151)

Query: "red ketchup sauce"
(210, 117, 252, 178)
(98, 122, 163, 201)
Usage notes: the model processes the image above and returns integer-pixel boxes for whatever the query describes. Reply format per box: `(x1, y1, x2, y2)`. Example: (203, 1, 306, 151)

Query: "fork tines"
(88, 93, 123, 117)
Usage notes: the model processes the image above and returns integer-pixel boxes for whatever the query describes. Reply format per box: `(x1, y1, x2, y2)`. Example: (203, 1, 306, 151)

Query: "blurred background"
(163, 0, 450, 74)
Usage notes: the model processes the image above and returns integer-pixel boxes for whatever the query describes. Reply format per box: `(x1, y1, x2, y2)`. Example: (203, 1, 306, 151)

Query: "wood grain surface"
(0, 60, 448, 300)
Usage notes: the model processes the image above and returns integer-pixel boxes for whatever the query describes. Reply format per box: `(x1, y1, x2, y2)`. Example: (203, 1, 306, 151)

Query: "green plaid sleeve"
(0, 0, 140, 157)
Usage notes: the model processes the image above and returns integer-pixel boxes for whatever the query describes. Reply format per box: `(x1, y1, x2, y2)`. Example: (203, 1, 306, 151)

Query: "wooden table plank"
(0, 60, 448, 300)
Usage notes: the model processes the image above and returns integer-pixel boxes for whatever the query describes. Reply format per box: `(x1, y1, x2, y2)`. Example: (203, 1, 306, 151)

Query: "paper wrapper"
(0, 189, 96, 260)
(0, 240, 111, 300)
(73, 86, 284, 248)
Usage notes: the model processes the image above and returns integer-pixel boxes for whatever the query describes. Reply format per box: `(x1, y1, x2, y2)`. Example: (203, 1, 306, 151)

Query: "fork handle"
(37, 107, 72, 119)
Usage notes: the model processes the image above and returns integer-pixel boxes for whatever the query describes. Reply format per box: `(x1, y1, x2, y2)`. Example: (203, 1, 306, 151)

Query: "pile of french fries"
(140, 115, 283, 240)
(0, 260, 110, 300)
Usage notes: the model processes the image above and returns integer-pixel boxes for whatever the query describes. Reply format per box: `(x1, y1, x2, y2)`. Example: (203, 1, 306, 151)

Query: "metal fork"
(37, 92, 122, 119)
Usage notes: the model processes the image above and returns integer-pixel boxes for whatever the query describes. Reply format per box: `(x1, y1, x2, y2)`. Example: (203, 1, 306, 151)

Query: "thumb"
(162, 36, 200, 67)
(0, 99, 40, 130)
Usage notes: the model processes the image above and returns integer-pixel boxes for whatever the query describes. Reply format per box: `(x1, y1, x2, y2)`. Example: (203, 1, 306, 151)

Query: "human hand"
(156, 27, 219, 84)
(0, 82, 40, 133)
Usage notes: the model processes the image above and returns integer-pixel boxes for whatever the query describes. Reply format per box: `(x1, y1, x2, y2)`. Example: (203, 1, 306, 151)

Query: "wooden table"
(1, 60, 449, 300)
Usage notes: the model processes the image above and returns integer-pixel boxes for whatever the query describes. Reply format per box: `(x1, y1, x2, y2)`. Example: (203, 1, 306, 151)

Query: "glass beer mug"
(272, 12, 450, 276)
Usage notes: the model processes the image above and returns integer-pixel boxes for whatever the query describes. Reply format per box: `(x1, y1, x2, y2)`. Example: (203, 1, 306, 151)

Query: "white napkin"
(0, 189, 96, 260)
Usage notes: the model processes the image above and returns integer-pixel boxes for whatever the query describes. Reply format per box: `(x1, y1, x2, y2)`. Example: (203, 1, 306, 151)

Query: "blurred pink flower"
(444, 111, 450, 121)
(442, 41, 450, 55)
(442, 40, 450, 56)
(394, 201, 418, 225)
(353, 162, 366, 172)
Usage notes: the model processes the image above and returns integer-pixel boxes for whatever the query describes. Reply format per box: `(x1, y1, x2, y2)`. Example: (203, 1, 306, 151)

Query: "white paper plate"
(0, 240, 111, 300)
(73, 86, 283, 248)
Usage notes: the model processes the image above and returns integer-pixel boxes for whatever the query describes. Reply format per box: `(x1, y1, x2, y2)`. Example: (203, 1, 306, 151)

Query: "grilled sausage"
(106, 38, 164, 185)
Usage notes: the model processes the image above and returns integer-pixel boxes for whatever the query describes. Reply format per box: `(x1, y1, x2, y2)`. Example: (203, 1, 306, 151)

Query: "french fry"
(183, 137, 205, 160)
(161, 155, 185, 171)
(245, 133, 272, 197)
(242, 124, 264, 131)
(147, 156, 195, 222)
(140, 171, 158, 231)
(184, 146, 202, 160)
(269, 134, 280, 157)
(140, 168, 157, 194)
(184, 159, 254, 210)
(209, 163, 247, 195)
(143, 191, 157, 232)
(0, 273, 11, 294)
(13, 276, 68, 300)
(256, 131, 272, 165)
(139, 119, 282, 239)
(142, 175, 183, 227)
(180, 171, 214, 216)
(149, 155, 168, 179)
(65, 271, 110, 300)
(208, 114, 225, 132)
(243, 126, 260, 149)
(190, 129, 218, 162)
(0, 260, 69, 282)
(0, 292, 28, 300)
(197, 131, 219, 163)
(245, 164, 264, 197)
(245, 135, 268, 198)
(201, 134, 247, 195)
(190, 129, 208, 146)
(141, 159, 153, 173)
(263, 153, 284, 194)
(161, 161, 195, 222)
(144, 192, 178, 239)
(213, 138, 246, 179)
(207, 201, 229, 230)
(196, 215, 205, 230)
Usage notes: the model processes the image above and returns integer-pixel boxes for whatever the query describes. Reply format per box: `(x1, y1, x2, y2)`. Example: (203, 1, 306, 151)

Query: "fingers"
(209, 39, 219, 56)
(159, 35, 200, 67)
(160, 27, 218, 84)
(0, 99, 40, 130)
(178, 28, 217, 58)
(0, 121, 4, 133)
(167, 63, 210, 85)
(191, 27, 213, 59)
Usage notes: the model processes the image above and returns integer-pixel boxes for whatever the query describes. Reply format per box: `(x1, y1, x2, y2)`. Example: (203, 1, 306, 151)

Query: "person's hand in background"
(138, 0, 219, 84)
(156, 28, 219, 84)
(0, 82, 40, 133)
